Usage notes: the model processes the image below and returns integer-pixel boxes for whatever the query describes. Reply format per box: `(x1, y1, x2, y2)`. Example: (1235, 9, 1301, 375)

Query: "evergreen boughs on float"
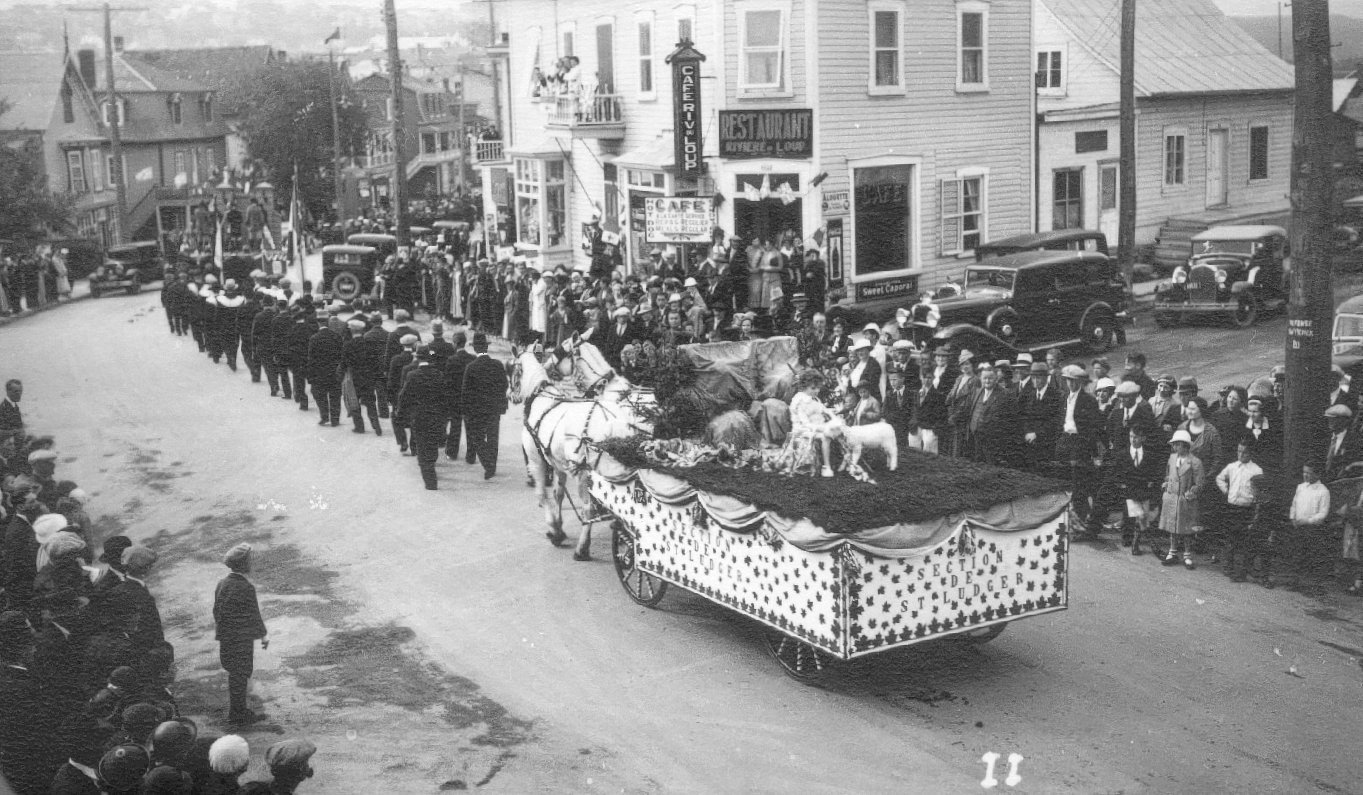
(594, 436, 1066, 533)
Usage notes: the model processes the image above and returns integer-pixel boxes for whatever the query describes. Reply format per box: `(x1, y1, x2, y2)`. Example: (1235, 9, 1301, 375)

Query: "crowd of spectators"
(0, 247, 74, 316)
(0, 380, 318, 794)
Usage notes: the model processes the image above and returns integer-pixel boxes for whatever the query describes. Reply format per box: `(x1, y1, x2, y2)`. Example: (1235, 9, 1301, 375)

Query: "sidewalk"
(0, 279, 100, 328)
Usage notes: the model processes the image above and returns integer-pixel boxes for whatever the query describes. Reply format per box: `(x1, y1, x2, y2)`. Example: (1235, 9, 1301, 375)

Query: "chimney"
(113, 36, 124, 53)
(77, 49, 96, 88)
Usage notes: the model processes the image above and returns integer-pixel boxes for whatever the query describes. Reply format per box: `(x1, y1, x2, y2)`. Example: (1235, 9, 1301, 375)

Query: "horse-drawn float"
(512, 336, 1071, 683)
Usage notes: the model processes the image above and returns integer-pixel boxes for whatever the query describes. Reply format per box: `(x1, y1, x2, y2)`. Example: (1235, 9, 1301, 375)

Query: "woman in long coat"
(1160, 429, 1205, 569)
(529, 271, 551, 334)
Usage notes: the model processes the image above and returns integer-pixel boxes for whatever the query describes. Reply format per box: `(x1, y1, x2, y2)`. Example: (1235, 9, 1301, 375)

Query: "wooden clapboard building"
(477, 0, 1034, 314)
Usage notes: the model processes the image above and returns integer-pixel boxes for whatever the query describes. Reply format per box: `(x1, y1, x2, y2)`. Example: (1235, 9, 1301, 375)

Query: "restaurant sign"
(718, 109, 814, 159)
(854, 274, 920, 303)
(645, 196, 714, 243)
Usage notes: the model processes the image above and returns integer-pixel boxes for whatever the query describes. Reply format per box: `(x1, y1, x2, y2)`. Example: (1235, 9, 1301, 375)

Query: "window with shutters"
(941, 172, 986, 256)
(66, 150, 86, 193)
(867, 2, 904, 94)
(852, 161, 918, 277)
(1249, 125, 1269, 181)
(957, 2, 988, 92)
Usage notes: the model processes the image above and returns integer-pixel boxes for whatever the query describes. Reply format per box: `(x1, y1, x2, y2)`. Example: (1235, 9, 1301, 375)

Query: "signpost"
(666, 40, 705, 179)
(645, 196, 713, 243)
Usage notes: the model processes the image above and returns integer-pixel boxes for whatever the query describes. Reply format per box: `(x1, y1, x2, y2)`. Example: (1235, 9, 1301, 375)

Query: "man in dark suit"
(387, 334, 420, 454)
(384, 309, 419, 367)
(442, 331, 477, 460)
(0, 379, 22, 446)
(428, 321, 457, 361)
(363, 313, 392, 418)
(258, 300, 287, 398)
(1018, 361, 1062, 470)
(213, 543, 267, 725)
(1330, 366, 1359, 416)
(1323, 403, 1363, 483)
(306, 311, 346, 427)
(103, 546, 163, 657)
(601, 307, 638, 369)
(395, 347, 452, 490)
(1105, 380, 1157, 456)
(284, 304, 314, 410)
(462, 332, 509, 479)
(1056, 365, 1105, 535)
(966, 365, 1018, 466)
(343, 318, 385, 435)
(882, 369, 916, 451)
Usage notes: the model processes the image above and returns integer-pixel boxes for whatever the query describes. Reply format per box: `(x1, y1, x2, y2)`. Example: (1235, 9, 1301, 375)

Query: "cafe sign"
(666, 41, 706, 179)
(719, 109, 814, 159)
(645, 196, 714, 243)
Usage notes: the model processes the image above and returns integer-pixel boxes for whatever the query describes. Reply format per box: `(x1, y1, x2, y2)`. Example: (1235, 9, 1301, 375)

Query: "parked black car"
(974, 228, 1110, 261)
(1153, 225, 1288, 329)
(928, 250, 1128, 353)
(322, 244, 381, 301)
(90, 241, 163, 297)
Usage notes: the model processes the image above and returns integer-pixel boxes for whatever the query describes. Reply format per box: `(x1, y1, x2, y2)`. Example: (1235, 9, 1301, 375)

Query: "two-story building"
(354, 71, 483, 207)
(477, 0, 1036, 312)
(0, 49, 117, 245)
(86, 43, 231, 243)
(1034, 0, 1294, 265)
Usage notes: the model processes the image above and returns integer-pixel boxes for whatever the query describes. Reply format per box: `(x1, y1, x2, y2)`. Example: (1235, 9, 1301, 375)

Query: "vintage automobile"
(346, 233, 398, 261)
(974, 228, 1109, 261)
(1153, 225, 1288, 329)
(920, 250, 1127, 353)
(90, 241, 163, 297)
(322, 244, 381, 301)
(1334, 294, 1363, 376)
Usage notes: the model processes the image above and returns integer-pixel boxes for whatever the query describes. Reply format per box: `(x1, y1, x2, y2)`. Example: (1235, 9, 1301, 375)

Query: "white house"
(1034, 0, 1294, 257)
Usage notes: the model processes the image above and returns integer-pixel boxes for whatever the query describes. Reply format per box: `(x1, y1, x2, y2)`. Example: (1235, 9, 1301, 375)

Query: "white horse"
(511, 338, 654, 560)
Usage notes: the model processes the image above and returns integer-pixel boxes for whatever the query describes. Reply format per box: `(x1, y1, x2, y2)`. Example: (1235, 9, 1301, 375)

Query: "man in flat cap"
(240, 738, 316, 793)
(1323, 403, 1362, 483)
(213, 543, 268, 726)
(306, 310, 346, 427)
(387, 334, 421, 454)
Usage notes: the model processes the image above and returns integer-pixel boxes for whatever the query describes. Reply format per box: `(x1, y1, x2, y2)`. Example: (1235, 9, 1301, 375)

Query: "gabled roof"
(123, 46, 277, 114)
(94, 52, 204, 94)
(0, 52, 64, 131)
(1041, 0, 1294, 96)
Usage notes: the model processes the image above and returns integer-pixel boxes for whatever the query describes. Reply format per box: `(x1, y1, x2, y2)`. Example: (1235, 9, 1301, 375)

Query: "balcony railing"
(472, 138, 505, 163)
(544, 93, 626, 137)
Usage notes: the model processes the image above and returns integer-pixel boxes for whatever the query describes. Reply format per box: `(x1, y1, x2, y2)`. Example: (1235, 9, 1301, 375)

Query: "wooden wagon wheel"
(960, 623, 1008, 644)
(611, 521, 668, 608)
(761, 627, 836, 685)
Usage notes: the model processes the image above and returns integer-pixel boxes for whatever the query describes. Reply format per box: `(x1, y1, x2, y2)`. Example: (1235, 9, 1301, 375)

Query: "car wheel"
(1080, 310, 1115, 352)
(988, 314, 1019, 346)
(331, 271, 361, 301)
(1231, 295, 1258, 328)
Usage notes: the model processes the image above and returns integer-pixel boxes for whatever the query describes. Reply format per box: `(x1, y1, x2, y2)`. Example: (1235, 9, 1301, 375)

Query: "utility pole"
(484, 0, 503, 135)
(455, 60, 467, 192)
(1278, 2, 1293, 60)
(1283, 0, 1334, 484)
(1118, 0, 1136, 296)
(383, 0, 409, 247)
(328, 45, 346, 225)
(70, 3, 146, 245)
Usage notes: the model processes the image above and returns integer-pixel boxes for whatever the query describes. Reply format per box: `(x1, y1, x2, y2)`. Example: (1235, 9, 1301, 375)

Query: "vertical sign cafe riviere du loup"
(666, 39, 706, 179)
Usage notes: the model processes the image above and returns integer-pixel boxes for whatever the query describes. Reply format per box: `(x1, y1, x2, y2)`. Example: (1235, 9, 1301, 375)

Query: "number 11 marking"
(980, 752, 1024, 789)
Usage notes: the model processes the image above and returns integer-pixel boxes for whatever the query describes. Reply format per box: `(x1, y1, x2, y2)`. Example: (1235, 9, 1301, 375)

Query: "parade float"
(517, 335, 1071, 683)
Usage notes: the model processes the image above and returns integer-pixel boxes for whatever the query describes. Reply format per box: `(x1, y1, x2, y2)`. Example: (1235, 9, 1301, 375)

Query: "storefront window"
(853, 164, 915, 276)
(546, 160, 565, 247)
(514, 157, 569, 250)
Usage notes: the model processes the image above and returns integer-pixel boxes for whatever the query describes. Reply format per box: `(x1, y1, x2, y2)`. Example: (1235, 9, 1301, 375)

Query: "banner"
(644, 196, 713, 244)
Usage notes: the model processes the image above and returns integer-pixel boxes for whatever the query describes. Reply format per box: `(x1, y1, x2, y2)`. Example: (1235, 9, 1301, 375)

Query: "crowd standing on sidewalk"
(0, 247, 74, 317)
(0, 380, 319, 793)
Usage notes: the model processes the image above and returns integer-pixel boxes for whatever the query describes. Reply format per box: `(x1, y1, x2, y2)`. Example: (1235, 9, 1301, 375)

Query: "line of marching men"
(159, 271, 509, 492)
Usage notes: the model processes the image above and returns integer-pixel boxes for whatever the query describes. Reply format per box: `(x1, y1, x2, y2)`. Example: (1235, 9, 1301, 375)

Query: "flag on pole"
(324, 27, 341, 45)
(214, 214, 224, 270)
(289, 166, 305, 286)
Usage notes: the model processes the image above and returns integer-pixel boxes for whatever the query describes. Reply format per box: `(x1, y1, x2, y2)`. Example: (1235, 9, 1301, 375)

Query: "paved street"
(5, 294, 1362, 794)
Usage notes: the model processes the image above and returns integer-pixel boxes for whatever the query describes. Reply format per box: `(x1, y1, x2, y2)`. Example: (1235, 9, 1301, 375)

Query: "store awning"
(611, 134, 675, 171)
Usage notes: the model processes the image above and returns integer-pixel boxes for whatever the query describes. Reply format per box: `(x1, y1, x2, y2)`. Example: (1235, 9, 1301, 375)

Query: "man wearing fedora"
(214, 543, 268, 726)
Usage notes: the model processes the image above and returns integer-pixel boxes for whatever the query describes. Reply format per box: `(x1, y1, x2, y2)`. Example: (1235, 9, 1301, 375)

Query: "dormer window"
(169, 93, 183, 125)
(101, 99, 126, 126)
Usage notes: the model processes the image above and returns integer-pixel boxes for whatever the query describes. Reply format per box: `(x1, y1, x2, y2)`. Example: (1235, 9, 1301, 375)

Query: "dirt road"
(5, 295, 1361, 793)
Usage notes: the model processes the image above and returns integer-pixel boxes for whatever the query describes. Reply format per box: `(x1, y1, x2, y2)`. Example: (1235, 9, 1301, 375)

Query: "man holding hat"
(240, 738, 316, 794)
(395, 346, 452, 490)
(1323, 403, 1361, 483)
(214, 543, 268, 725)
(461, 332, 509, 480)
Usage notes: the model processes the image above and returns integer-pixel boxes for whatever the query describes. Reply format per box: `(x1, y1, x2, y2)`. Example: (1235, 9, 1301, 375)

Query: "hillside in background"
(1229, 14, 1363, 74)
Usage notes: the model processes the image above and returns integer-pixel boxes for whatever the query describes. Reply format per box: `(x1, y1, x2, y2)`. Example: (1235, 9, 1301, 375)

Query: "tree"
(237, 60, 368, 222)
(0, 102, 74, 240)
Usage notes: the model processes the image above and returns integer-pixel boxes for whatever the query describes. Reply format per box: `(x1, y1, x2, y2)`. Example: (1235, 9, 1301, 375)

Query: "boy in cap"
(240, 738, 316, 794)
(213, 544, 267, 726)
